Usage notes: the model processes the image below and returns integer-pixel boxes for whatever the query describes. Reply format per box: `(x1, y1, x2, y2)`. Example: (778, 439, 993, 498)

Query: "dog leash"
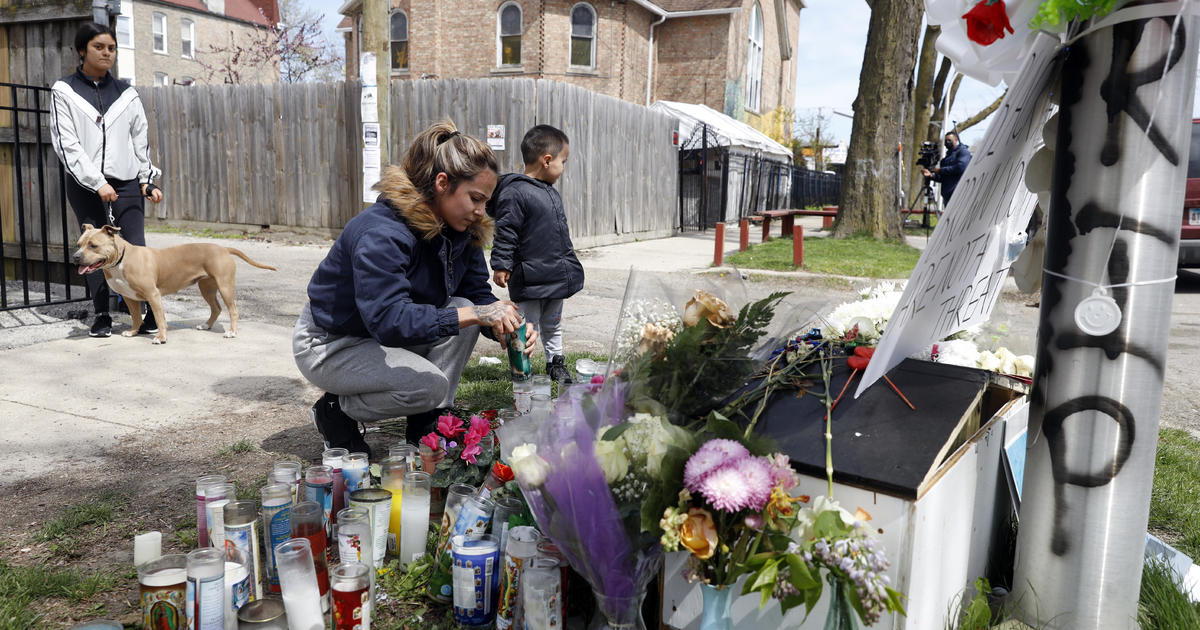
(105, 202, 116, 226)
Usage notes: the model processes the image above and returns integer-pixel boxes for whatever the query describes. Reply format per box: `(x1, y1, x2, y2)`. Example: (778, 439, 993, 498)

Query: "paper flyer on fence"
(856, 33, 1061, 397)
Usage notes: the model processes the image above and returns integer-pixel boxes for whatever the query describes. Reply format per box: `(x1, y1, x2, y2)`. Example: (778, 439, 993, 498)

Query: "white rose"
(645, 436, 669, 477)
(994, 347, 1018, 374)
(509, 443, 551, 487)
(1014, 354, 1036, 377)
(593, 439, 629, 484)
(977, 350, 1002, 372)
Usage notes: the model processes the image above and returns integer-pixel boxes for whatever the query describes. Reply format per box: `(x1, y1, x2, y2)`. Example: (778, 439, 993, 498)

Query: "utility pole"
(360, 0, 389, 203)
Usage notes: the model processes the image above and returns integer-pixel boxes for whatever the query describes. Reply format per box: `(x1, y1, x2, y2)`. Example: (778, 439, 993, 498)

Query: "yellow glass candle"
(380, 457, 407, 557)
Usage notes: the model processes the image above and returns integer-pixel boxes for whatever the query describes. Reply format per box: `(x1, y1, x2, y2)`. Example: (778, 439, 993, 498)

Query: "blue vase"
(698, 583, 735, 630)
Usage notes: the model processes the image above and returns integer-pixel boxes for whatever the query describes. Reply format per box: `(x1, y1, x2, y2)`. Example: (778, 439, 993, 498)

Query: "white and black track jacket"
(50, 68, 160, 192)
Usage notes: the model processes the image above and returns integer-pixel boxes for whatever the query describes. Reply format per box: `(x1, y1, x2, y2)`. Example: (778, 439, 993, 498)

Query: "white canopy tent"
(650, 100, 794, 160)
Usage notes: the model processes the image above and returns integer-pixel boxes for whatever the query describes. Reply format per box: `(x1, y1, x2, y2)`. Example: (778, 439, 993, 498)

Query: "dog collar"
(107, 245, 126, 269)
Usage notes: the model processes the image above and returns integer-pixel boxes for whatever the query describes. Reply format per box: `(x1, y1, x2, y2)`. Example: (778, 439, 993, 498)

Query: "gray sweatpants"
(292, 299, 480, 422)
(516, 298, 564, 362)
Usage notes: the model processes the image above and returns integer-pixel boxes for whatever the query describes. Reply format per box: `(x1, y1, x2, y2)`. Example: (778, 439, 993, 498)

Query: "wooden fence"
(138, 78, 680, 244)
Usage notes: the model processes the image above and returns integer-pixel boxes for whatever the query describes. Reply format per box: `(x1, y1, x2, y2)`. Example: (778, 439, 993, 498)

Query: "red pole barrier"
(714, 223, 725, 267)
(761, 217, 771, 243)
(738, 219, 749, 251)
(793, 225, 804, 268)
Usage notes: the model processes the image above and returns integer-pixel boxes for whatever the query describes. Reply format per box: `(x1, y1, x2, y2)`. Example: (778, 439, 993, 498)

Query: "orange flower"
(679, 507, 718, 560)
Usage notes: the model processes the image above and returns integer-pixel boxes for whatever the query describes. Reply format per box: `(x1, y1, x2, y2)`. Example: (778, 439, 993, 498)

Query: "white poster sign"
(360, 86, 378, 123)
(487, 125, 505, 151)
(363, 123, 380, 149)
(856, 34, 1061, 397)
(359, 52, 377, 87)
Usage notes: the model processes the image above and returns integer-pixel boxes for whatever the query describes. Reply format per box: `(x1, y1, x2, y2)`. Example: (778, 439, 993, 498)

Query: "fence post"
(738, 219, 749, 251)
(713, 222, 725, 267)
(793, 225, 803, 267)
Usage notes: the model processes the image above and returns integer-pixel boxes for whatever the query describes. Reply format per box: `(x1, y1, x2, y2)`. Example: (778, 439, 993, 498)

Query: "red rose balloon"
(962, 0, 1015, 46)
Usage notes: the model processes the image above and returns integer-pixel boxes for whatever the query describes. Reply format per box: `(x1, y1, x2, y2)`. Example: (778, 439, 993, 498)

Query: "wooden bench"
(754, 207, 838, 240)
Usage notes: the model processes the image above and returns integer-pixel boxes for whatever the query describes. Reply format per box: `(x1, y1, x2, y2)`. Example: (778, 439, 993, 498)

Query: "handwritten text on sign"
(856, 34, 1061, 397)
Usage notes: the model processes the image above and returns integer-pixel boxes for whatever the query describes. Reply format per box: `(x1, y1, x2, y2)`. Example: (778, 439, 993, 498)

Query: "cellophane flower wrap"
(498, 381, 674, 616)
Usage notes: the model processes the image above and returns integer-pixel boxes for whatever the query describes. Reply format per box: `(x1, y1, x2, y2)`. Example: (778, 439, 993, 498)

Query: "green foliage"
(1138, 557, 1200, 630)
(725, 235, 920, 278)
(218, 439, 258, 456)
(950, 577, 994, 630)
(33, 492, 122, 557)
(1149, 429, 1200, 560)
(621, 292, 789, 422)
(1029, 0, 1119, 28)
(0, 560, 117, 629)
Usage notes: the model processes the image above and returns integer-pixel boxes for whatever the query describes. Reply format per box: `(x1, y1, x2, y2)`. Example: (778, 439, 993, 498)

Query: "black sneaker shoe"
(89, 313, 112, 338)
(137, 309, 159, 335)
(548, 355, 574, 384)
(404, 407, 453, 444)
(310, 393, 373, 458)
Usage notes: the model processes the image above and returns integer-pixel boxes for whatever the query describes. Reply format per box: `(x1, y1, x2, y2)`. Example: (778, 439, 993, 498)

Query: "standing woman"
(50, 22, 164, 338)
(295, 121, 537, 456)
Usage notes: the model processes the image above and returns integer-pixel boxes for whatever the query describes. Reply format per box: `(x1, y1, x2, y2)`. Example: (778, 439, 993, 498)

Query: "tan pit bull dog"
(71, 224, 276, 344)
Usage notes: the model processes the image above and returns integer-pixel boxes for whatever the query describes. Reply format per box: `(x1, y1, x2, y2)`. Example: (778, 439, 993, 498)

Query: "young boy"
(490, 125, 584, 383)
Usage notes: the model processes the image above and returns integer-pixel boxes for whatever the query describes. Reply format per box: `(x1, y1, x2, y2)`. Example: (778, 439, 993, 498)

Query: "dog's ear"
(101, 225, 122, 235)
(81, 223, 95, 232)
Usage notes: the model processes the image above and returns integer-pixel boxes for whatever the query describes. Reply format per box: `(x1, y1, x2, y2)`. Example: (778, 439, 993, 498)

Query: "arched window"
(498, 2, 522, 67)
(745, 3, 764, 112)
(390, 10, 409, 71)
(569, 3, 596, 69)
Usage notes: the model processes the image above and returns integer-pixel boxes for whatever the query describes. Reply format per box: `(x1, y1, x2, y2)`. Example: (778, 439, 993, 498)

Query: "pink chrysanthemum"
(698, 466, 754, 513)
(768, 453, 798, 490)
(736, 456, 774, 511)
(684, 439, 750, 490)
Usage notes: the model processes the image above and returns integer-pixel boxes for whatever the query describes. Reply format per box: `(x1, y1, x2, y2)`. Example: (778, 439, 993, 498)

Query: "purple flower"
(698, 466, 754, 513)
(683, 439, 750, 490)
(735, 456, 773, 511)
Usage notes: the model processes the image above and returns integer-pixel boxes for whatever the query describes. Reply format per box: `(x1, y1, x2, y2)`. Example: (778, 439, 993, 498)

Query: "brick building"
(113, 0, 279, 86)
(336, 0, 803, 129)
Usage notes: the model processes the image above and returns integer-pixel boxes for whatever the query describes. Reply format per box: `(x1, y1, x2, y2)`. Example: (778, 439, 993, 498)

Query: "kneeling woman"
(294, 122, 536, 457)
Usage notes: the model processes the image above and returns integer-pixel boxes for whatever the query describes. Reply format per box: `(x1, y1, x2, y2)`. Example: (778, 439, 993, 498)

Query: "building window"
(152, 12, 167, 53)
(569, 3, 596, 69)
(181, 19, 195, 59)
(745, 3, 764, 112)
(390, 10, 408, 70)
(154, 72, 169, 87)
(497, 2, 521, 67)
(116, 15, 133, 48)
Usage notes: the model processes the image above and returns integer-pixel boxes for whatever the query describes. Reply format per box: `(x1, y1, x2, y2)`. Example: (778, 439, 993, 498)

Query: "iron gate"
(1, 81, 88, 312)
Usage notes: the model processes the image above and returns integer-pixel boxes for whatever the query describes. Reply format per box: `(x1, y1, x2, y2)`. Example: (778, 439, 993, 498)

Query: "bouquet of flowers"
(419, 413, 496, 487)
(500, 381, 687, 627)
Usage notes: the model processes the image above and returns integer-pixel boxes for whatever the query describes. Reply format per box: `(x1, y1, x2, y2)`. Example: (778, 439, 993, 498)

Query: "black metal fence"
(677, 144, 842, 231)
(1, 81, 88, 312)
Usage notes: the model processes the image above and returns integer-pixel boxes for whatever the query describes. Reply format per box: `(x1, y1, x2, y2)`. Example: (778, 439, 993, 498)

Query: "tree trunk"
(835, 0, 923, 239)
(907, 25, 941, 211)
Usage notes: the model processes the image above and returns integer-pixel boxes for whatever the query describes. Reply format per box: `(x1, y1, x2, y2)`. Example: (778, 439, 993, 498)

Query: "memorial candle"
(186, 547, 225, 630)
(195, 474, 227, 548)
(398, 471, 431, 567)
(273, 538, 323, 630)
(259, 483, 292, 595)
(204, 482, 236, 550)
(380, 456, 407, 557)
(289, 502, 330, 612)
(321, 448, 348, 528)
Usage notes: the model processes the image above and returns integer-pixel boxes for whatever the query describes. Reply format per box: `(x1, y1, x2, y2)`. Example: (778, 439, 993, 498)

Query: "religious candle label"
(224, 523, 261, 601)
(186, 573, 224, 629)
(262, 501, 291, 591)
(339, 531, 366, 565)
(140, 568, 186, 629)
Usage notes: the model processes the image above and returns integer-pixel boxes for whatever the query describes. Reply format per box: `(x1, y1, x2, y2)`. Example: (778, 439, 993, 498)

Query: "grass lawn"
(455, 350, 612, 411)
(1149, 428, 1200, 559)
(724, 235, 921, 278)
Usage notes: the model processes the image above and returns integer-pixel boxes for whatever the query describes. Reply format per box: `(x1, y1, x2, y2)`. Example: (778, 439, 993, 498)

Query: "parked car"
(1181, 119, 1200, 267)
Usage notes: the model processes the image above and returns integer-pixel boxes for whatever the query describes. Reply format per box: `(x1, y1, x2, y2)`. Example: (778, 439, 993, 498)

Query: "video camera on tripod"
(916, 141, 941, 172)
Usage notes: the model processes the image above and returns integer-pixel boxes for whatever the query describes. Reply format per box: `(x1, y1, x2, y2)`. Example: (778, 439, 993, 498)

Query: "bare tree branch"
(194, 0, 342, 84)
(956, 92, 1006, 134)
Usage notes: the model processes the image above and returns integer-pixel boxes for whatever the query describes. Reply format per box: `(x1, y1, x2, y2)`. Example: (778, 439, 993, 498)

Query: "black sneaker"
(405, 407, 453, 444)
(89, 313, 112, 338)
(310, 392, 373, 458)
(548, 355, 574, 384)
(137, 309, 159, 335)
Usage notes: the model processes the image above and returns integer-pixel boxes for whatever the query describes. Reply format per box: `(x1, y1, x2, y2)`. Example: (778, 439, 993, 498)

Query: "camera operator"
(920, 131, 971, 205)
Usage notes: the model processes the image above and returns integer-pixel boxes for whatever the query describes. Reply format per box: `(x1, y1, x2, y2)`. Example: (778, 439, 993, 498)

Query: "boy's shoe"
(404, 407, 454, 444)
(548, 355, 574, 384)
(311, 392, 373, 458)
(89, 313, 112, 338)
(137, 309, 159, 335)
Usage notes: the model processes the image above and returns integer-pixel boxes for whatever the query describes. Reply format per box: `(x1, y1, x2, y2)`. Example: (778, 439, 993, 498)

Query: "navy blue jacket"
(489, 174, 584, 301)
(307, 202, 498, 347)
(933, 143, 971, 203)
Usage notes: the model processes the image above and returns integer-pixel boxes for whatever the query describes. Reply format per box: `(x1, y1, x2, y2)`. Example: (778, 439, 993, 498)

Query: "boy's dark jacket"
(489, 173, 585, 301)
(307, 167, 498, 348)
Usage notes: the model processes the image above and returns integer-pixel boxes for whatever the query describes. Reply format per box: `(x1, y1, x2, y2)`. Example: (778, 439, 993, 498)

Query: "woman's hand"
(97, 183, 118, 202)
(459, 301, 521, 338)
(142, 183, 163, 203)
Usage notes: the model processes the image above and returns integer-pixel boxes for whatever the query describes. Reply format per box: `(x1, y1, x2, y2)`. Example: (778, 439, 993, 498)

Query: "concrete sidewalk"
(0, 220, 908, 483)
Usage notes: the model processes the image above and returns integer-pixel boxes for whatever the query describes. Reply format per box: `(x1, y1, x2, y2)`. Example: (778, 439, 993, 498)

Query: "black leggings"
(66, 178, 146, 314)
